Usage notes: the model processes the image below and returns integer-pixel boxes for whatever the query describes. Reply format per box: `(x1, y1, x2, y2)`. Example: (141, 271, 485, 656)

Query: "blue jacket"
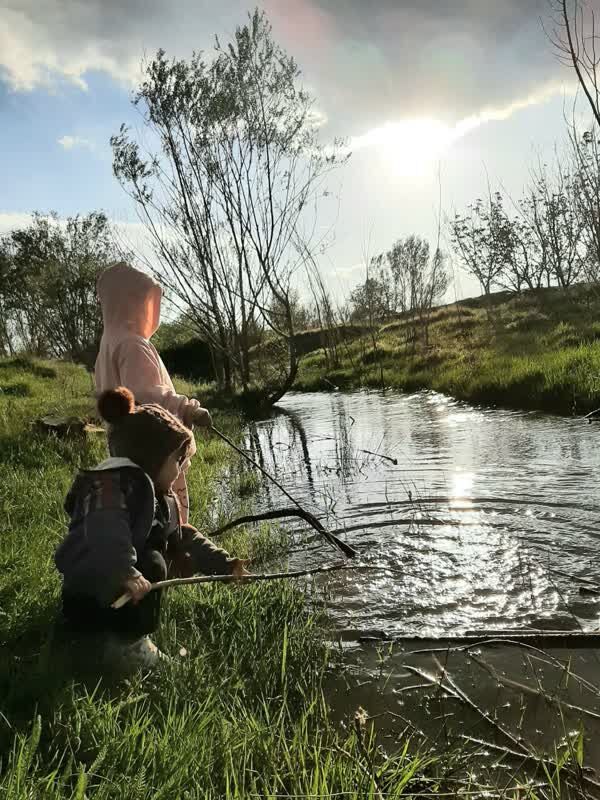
(54, 457, 231, 606)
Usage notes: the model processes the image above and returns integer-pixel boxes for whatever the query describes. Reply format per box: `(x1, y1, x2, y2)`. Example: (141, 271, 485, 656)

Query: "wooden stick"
(549, 567, 600, 587)
(209, 507, 339, 538)
(111, 562, 373, 609)
(426, 660, 532, 757)
(358, 448, 398, 465)
(402, 665, 461, 702)
(401, 638, 600, 697)
(461, 735, 564, 769)
(470, 653, 600, 721)
(461, 736, 600, 793)
(401, 660, 535, 760)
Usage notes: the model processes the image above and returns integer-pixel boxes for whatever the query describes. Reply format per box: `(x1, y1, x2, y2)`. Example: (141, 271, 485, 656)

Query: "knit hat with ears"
(98, 387, 193, 482)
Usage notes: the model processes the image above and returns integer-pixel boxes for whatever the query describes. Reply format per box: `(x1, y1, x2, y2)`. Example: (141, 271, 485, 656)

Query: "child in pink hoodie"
(95, 261, 211, 523)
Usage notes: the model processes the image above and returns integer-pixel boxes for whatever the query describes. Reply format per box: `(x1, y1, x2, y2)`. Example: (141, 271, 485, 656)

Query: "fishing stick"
(210, 425, 357, 558)
(111, 561, 371, 609)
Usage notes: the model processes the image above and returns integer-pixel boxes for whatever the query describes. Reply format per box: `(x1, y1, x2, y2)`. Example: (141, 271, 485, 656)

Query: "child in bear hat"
(55, 386, 249, 669)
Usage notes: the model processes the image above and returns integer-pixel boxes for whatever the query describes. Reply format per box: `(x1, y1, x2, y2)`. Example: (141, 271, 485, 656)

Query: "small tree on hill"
(449, 193, 511, 295)
(570, 127, 600, 280)
(348, 272, 391, 323)
(387, 235, 449, 314)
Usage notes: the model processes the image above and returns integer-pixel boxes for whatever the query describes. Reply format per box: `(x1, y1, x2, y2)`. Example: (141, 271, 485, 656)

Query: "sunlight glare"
(450, 471, 474, 507)
(359, 118, 455, 177)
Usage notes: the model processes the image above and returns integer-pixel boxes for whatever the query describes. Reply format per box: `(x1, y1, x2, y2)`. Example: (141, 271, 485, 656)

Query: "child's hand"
(124, 574, 152, 604)
(192, 407, 212, 429)
(230, 558, 252, 580)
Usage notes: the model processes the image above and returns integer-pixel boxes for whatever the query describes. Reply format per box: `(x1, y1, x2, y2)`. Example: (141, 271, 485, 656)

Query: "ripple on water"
(246, 390, 600, 636)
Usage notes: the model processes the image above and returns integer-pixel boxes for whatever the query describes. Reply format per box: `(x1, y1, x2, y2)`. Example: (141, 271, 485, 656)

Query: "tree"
(503, 196, 549, 292)
(0, 243, 17, 356)
(387, 235, 448, 314)
(451, 159, 587, 296)
(111, 10, 346, 405)
(348, 273, 390, 323)
(522, 161, 585, 288)
(0, 212, 120, 362)
(550, 0, 600, 127)
(348, 235, 450, 344)
(549, 0, 600, 281)
(449, 192, 513, 296)
(570, 126, 600, 280)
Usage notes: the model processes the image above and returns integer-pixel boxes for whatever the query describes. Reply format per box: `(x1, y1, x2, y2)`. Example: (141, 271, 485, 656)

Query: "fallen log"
(34, 416, 104, 439)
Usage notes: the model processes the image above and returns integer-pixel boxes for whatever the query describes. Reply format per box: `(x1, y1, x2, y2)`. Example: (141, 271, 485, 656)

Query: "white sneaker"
(103, 634, 166, 672)
(125, 635, 162, 669)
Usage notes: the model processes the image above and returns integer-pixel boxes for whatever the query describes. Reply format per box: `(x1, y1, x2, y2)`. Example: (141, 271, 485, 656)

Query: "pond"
(245, 390, 600, 775)
(247, 390, 600, 636)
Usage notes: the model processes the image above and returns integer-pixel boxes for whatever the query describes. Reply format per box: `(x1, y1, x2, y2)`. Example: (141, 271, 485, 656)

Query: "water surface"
(246, 390, 600, 637)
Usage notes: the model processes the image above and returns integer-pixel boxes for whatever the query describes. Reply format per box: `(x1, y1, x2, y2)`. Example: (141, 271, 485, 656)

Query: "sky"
(0, 0, 591, 301)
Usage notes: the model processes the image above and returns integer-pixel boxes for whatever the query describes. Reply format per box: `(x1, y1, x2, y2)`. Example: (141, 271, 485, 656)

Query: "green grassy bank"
(0, 357, 592, 797)
(0, 357, 441, 798)
(295, 285, 600, 416)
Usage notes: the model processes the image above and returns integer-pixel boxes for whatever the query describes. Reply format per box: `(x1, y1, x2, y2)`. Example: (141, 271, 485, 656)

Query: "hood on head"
(97, 261, 162, 339)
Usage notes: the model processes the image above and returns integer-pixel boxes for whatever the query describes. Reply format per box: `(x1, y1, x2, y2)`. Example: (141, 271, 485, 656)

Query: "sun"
(378, 118, 455, 177)
(351, 118, 456, 178)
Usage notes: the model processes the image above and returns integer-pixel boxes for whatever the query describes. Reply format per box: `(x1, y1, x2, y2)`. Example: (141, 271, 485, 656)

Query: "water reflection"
(246, 390, 600, 636)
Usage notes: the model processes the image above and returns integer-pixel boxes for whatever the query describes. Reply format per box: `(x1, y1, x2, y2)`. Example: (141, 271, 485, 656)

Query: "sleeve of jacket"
(82, 477, 142, 606)
(179, 524, 236, 576)
(115, 337, 202, 426)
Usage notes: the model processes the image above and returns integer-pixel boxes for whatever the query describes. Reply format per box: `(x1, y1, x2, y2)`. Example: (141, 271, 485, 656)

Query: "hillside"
(295, 284, 600, 416)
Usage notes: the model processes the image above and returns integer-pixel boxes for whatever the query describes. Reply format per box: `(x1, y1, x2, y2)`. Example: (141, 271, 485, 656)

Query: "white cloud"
(0, 1, 241, 92)
(453, 81, 576, 138)
(0, 0, 569, 130)
(57, 135, 94, 151)
(0, 5, 141, 91)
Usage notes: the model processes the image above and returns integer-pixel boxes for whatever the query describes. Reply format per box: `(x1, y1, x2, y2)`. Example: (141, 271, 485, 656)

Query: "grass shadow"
(0, 382, 31, 397)
(0, 357, 57, 380)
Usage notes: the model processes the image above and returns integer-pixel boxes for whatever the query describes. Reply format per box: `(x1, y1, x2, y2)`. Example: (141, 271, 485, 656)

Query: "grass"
(0, 356, 442, 798)
(294, 284, 600, 416)
(0, 356, 594, 798)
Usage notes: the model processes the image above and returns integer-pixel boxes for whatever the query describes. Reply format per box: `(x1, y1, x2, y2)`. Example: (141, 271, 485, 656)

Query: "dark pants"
(62, 549, 167, 637)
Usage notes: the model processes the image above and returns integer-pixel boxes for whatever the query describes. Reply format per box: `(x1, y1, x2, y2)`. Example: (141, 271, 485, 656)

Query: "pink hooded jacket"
(94, 262, 202, 430)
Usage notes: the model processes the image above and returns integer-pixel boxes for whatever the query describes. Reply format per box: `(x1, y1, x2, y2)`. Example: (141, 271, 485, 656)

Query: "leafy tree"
(111, 10, 346, 405)
(570, 127, 600, 281)
(449, 193, 512, 295)
(387, 235, 448, 313)
(348, 251, 393, 324)
(348, 236, 449, 350)
(528, 163, 584, 288)
(0, 212, 120, 362)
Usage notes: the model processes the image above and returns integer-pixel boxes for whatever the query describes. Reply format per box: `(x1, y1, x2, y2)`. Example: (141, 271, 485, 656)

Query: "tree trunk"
(267, 335, 299, 406)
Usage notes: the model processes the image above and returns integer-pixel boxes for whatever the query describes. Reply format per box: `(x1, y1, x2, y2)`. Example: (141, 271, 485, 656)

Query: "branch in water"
(358, 448, 398, 465)
(211, 426, 357, 558)
(209, 507, 334, 538)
